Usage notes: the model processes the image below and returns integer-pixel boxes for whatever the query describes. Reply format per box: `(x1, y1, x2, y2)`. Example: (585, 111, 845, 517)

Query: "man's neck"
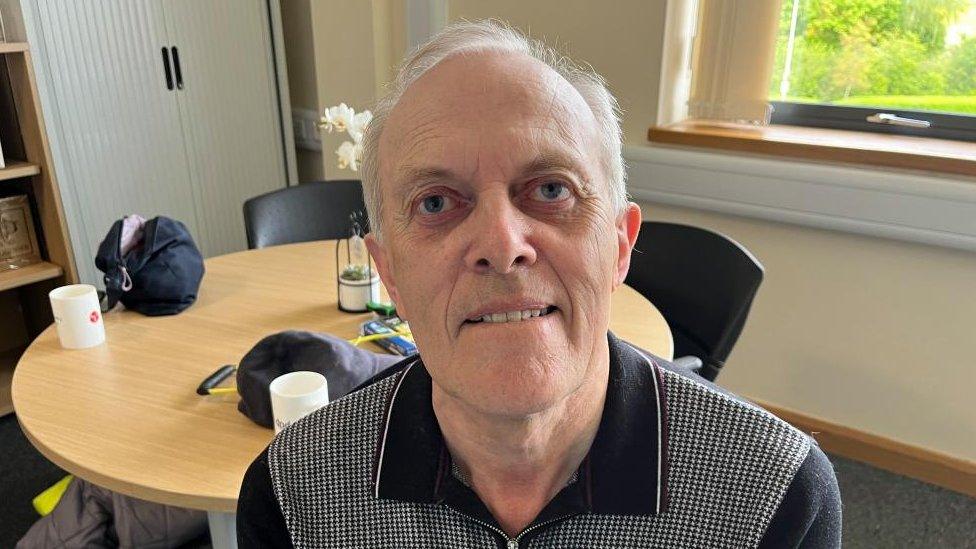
(431, 348, 610, 538)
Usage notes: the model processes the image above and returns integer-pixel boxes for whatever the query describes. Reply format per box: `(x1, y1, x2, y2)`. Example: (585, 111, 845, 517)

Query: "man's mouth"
(463, 305, 558, 324)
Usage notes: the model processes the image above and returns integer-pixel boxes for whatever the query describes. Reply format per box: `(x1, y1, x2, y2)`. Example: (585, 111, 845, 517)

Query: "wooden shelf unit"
(0, 159, 40, 180)
(0, 261, 62, 292)
(1, 40, 77, 417)
(0, 41, 29, 54)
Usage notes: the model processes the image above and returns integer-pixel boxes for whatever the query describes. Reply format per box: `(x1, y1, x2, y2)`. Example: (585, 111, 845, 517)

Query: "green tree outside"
(769, 0, 976, 114)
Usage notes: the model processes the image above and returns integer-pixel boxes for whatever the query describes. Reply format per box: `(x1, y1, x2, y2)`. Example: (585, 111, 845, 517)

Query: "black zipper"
(446, 506, 579, 549)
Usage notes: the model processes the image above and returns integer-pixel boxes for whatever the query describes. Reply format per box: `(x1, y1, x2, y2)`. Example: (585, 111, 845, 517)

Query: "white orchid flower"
(320, 103, 356, 133)
(336, 140, 359, 171)
(348, 110, 373, 143)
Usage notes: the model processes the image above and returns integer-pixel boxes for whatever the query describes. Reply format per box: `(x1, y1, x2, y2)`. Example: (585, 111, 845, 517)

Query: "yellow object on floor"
(33, 474, 74, 516)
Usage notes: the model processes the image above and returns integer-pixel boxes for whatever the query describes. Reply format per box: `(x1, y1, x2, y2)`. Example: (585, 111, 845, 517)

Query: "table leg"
(207, 511, 238, 549)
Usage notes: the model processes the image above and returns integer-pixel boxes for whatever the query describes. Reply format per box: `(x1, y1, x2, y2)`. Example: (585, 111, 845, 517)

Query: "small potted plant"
(336, 214, 380, 312)
(320, 103, 380, 312)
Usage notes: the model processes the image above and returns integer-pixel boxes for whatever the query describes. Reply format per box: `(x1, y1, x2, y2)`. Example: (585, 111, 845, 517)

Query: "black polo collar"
(372, 332, 670, 522)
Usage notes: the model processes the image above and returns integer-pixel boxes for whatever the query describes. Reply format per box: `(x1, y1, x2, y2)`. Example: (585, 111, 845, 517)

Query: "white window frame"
(643, 0, 976, 253)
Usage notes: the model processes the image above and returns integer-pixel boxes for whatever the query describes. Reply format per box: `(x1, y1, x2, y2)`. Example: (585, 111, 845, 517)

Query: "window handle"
(161, 47, 173, 90)
(866, 113, 931, 129)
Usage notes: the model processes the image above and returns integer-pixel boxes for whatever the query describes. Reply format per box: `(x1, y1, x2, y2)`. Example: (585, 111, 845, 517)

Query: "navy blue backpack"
(95, 216, 205, 316)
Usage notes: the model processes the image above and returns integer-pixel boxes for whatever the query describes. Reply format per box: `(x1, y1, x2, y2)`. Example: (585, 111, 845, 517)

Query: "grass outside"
(780, 95, 976, 115)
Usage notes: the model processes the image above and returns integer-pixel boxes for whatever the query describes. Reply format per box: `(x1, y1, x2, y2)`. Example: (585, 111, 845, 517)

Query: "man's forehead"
(378, 50, 599, 188)
(403, 50, 565, 109)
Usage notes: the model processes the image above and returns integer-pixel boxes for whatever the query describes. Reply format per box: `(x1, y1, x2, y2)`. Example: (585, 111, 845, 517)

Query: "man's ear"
(613, 202, 642, 288)
(365, 233, 408, 319)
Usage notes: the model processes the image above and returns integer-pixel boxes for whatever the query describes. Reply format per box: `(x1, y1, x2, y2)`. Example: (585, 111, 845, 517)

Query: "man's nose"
(463, 195, 537, 275)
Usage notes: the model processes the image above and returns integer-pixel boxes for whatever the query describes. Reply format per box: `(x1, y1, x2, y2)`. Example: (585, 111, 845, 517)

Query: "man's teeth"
(478, 308, 549, 323)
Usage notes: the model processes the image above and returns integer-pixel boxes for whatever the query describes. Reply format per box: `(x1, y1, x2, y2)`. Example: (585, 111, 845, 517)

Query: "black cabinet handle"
(161, 47, 173, 90)
(171, 46, 184, 90)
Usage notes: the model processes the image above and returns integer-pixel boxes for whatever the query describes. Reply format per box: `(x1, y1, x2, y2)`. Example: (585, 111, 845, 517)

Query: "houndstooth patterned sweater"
(238, 333, 841, 548)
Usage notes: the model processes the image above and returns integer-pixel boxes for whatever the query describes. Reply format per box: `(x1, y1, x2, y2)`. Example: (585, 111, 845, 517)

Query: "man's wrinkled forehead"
(377, 50, 599, 190)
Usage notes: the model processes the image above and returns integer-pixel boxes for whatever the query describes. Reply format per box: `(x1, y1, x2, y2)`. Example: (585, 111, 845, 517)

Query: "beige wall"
(637, 202, 976, 461)
(372, 0, 408, 98)
(287, 1, 975, 463)
(280, 0, 325, 182)
(309, 0, 382, 180)
(282, 0, 398, 182)
(281, 0, 319, 110)
(447, 0, 667, 146)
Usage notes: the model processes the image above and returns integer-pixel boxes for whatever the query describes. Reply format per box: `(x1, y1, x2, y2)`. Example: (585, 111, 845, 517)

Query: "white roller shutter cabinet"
(21, 0, 292, 285)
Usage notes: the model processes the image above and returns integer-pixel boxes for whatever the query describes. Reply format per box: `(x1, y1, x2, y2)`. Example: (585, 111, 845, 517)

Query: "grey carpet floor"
(1, 413, 66, 548)
(829, 453, 976, 548)
(2, 413, 974, 548)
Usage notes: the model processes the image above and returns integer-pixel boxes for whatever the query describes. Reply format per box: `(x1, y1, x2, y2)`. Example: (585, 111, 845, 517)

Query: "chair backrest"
(243, 180, 368, 249)
(624, 222, 764, 381)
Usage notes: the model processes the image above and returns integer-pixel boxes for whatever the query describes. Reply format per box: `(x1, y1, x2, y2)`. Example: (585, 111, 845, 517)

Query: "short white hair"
(361, 19, 626, 239)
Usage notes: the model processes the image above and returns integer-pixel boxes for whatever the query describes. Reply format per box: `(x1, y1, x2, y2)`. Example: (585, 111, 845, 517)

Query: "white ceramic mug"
(269, 371, 330, 433)
(49, 284, 106, 349)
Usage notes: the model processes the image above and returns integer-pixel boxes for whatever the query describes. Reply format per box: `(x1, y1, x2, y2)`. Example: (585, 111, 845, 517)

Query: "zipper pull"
(120, 265, 133, 292)
(507, 540, 518, 549)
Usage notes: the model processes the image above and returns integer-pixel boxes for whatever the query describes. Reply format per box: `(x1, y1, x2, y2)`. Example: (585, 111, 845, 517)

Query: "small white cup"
(49, 284, 106, 349)
(269, 371, 330, 433)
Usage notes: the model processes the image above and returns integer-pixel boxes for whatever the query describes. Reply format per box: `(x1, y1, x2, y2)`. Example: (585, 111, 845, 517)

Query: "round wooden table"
(13, 241, 672, 547)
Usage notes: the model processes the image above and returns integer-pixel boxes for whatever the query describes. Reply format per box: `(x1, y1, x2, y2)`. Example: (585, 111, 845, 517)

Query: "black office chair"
(243, 180, 368, 249)
(624, 222, 764, 382)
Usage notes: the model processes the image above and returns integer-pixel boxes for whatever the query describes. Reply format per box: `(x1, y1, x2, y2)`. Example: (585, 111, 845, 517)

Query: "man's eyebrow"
(518, 152, 588, 179)
(392, 166, 456, 203)
(391, 151, 590, 202)
(394, 166, 454, 187)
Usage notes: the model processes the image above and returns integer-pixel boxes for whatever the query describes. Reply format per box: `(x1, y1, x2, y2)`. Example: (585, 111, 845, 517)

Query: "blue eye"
(418, 194, 455, 214)
(534, 182, 570, 202)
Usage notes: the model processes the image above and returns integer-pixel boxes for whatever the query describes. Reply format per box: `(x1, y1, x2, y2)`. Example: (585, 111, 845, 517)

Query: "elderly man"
(238, 20, 841, 548)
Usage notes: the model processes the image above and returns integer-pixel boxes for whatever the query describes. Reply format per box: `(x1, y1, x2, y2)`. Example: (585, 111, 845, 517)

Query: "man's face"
(367, 51, 640, 417)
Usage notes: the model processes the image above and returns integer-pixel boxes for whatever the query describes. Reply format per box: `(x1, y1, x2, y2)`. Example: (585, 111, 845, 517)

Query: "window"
(769, 0, 976, 141)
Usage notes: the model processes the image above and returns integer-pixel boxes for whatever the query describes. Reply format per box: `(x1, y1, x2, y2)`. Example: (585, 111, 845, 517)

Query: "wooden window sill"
(648, 121, 976, 179)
